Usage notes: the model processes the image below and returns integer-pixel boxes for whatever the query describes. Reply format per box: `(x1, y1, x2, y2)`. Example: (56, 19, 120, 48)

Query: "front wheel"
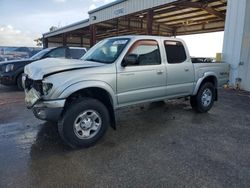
(58, 97, 110, 148)
(191, 82, 215, 113)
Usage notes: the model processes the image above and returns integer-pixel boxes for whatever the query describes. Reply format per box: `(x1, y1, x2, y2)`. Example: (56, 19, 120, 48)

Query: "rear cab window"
(164, 40, 187, 64)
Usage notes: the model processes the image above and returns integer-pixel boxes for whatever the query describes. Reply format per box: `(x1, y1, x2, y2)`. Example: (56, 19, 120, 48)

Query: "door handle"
(157, 70, 164, 75)
(184, 68, 189, 72)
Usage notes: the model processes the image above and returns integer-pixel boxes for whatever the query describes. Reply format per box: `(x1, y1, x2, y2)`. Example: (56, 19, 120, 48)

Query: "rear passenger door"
(117, 40, 167, 105)
(164, 40, 194, 97)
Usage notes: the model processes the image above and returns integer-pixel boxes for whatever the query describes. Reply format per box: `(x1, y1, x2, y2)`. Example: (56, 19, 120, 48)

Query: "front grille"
(33, 82, 43, 94)
(24, 77, 33, 90)
(24, 76, 43, 95)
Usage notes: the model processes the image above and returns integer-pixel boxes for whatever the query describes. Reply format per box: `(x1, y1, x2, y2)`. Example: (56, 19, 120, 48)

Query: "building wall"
(239, 0, 250, 91)
(89, 0, 176, 24)
(223, 0, 250, 91)
(48, 42, 62, 48)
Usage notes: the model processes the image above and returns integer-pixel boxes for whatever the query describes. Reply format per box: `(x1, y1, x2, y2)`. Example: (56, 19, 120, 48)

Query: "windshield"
(30, 48, 51, 60)
(82, 38, 130, 64)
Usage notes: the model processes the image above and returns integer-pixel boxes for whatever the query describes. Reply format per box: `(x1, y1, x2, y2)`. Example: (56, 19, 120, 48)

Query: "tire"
(17, 74, 24, 90)
(190, 96, 197, 108)
(58, 97, 110, 148)
(191, 82, 215, 113)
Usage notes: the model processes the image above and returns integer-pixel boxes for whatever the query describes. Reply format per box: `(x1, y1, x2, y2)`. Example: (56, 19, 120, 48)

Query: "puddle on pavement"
(0, 120, 70, 187)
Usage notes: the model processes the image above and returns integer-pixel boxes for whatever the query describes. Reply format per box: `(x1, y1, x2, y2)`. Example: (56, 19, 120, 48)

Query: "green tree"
(34, 26, 59, 46)
(49, 26, 58, 31)
(34, 38, 42, 46)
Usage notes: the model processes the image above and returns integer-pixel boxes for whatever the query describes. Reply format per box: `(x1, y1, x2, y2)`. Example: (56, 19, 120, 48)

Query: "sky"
(178, 31, 224, 57)
(0, 0, 224, 57)
(0, 0, 115, 46)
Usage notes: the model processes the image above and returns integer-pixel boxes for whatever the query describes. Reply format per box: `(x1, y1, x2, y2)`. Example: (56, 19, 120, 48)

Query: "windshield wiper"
(85, 58, 109, 64)
(85, 58, 100, 62)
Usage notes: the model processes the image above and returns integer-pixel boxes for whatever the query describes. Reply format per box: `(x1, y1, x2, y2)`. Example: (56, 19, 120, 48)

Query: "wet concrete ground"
(0, 85, 250, 188)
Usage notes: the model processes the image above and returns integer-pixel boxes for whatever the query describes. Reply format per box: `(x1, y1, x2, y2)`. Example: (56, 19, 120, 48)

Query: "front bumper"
(32, 99, 66, 122)
(22, 74, 65, 122)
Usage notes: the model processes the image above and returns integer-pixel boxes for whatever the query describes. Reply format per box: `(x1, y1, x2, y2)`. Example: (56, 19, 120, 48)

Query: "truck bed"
(193, 62, 229, 87)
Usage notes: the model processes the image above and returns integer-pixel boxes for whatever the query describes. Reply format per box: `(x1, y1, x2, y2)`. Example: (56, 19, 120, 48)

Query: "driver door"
(117, 40, 167, 105)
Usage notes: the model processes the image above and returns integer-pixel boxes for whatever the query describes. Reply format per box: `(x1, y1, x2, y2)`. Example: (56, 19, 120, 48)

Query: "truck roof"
(109, 35, 185, 43)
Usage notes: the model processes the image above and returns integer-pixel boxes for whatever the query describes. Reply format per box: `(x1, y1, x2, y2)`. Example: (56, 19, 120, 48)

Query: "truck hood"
(24, 58, 104, 80)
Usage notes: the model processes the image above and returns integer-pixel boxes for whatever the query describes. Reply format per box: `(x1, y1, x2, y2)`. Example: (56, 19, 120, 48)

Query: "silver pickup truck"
(23, 35, 229, 148)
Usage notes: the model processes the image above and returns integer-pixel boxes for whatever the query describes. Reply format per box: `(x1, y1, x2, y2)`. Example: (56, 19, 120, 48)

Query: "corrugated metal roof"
(89, 0, 177, 24)
(43, 0, 227, 47)
(88, 0, 128, 14)
(43, 19, 89, 38)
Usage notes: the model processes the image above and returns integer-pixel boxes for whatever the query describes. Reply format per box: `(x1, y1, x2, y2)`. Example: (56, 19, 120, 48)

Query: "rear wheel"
(58, 97, 110, 148)
(191, 82, 215, 113)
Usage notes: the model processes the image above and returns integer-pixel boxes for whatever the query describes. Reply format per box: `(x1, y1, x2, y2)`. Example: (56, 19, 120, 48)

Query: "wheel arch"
(60, 82, 117, 129)
(193, 73, 218, 100)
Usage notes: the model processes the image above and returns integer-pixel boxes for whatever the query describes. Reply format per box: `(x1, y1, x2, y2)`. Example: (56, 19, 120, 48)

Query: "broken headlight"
(42, 82, 53, 95)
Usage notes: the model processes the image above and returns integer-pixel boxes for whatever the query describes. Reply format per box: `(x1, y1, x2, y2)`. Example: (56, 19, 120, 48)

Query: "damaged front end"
(22, 74, 64, 122)
(22, 74, 54, 108)
(22, 74, 43, 109)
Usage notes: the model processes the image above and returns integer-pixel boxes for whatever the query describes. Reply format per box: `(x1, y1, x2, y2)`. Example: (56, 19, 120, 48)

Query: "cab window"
(164, 41, 187, 64)
(126, 40, 161, 66)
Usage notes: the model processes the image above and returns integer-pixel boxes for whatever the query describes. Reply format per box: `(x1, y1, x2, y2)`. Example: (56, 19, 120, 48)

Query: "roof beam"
(157, 12, 212, 23)
(154, 4, 226, 21)
(176, 1, 225, 20)
(169, 17, 222, 27)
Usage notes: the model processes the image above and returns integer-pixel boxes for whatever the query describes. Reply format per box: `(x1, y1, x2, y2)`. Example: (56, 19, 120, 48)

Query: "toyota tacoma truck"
(22, 35, 229, 148)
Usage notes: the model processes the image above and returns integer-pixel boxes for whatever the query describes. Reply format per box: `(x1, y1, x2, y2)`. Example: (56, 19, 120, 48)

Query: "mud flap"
(214, 88, 218, 101)
(110, 109, 116, 130)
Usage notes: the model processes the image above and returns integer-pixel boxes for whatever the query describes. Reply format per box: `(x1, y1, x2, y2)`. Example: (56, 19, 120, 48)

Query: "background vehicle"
(0, 46, 42, 62)
(23, 35, 229, 148)
(0, 46, 87, 89)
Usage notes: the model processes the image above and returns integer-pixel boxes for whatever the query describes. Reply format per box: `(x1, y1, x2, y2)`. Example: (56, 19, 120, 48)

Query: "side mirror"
(121, 54, 138, 67)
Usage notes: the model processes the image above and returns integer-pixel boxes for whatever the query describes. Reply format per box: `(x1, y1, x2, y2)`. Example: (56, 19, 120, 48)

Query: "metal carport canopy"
(43, 0, 227, 48)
